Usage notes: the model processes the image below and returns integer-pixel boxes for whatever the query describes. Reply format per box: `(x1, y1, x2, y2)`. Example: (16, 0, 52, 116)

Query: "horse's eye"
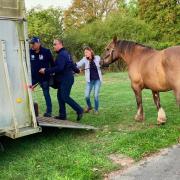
(106, 48, 109, 51)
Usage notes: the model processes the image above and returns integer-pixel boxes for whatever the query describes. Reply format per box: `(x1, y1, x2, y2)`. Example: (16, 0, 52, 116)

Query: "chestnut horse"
(101, 37, 180, 124)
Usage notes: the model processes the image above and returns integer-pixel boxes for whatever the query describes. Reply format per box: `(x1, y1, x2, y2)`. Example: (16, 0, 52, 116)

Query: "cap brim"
(29, 40, 35, 44)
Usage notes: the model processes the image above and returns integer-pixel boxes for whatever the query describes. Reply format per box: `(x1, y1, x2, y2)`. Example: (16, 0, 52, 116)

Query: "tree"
(138, 0, 180, 43)
(64, 0, 120, 30)
(125, 0, 139, 17)
(27, 7, 64, 50)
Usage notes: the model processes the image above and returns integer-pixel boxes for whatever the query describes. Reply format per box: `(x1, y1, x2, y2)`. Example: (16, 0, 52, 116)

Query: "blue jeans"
(57, 77, 83, 119)
(39, 81, 52, 114)
(85, 80, 101, 111)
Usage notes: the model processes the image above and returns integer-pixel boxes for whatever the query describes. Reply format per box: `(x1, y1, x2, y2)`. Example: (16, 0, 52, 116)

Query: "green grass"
(0, 72, 180, 180)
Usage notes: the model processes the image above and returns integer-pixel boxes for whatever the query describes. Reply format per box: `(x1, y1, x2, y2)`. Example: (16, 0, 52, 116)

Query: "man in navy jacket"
(30, 37, 54, 117)
(39, 39, 83, 121)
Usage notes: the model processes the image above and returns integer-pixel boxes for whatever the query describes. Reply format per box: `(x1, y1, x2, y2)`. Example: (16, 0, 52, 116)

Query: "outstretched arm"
(76, 58, 85, 68)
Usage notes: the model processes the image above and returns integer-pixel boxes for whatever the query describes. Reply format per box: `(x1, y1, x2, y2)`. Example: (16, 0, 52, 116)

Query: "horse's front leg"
(152, 91, 167, 125)
(132, 87, 145, 122)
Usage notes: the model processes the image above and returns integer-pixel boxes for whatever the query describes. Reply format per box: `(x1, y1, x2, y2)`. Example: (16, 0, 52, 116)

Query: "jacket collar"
(57, 47, 65, 53)
(31, 46, 43, 54)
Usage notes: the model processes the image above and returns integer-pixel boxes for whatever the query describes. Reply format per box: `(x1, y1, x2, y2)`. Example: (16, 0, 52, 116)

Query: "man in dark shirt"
(39, 39, 83, 121)
(30, 37, 54, 117)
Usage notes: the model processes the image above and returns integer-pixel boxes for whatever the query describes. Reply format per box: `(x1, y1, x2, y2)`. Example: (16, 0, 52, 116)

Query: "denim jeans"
(57, 77, 83, 119)
(39, 81, 52, 114)
(85, 80, 101, 111)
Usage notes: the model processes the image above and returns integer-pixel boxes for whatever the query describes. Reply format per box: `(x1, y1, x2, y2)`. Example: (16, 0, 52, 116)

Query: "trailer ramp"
(37, 117, 98, 130)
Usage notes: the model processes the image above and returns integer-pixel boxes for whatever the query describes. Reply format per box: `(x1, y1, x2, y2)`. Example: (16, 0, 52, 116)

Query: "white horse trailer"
(0, 0, 41, 138)
(0, 0, 96, 140)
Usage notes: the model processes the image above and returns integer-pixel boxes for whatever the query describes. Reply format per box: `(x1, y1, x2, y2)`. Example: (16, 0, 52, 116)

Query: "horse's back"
(162, 46, 180, 68)
(162, 46, 180, 90)
(163, 46, 180, 60)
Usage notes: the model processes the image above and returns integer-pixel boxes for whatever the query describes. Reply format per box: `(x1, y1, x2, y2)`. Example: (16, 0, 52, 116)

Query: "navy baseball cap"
(30, 37, 40, 44)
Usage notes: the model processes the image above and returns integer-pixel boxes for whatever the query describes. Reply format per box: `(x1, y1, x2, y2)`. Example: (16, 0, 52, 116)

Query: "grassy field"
(0, 72, 180, 180)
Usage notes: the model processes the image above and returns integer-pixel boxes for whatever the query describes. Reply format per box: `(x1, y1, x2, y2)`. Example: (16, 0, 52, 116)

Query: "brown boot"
(84, 107, 92, 113)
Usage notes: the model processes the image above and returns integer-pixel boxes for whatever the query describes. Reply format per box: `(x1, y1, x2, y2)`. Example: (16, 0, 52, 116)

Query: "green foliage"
(138, 0, 180, 43)
(27, 8, 63, 51)
(125, 0, 139, 17)
(64, 12, 158, 61)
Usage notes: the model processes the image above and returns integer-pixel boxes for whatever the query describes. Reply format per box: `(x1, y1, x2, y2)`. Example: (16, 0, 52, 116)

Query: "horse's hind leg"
(152, 91, 167, 125)
(132, 87, 145, 122)
(174, 89, 180, 109)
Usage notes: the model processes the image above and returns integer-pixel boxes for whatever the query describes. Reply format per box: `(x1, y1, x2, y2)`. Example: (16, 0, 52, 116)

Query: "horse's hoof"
(157, 108, 166, 125)
(134, 114, 145, 122)
(157, 118, 166, 125)
(157, 121, 166, 125)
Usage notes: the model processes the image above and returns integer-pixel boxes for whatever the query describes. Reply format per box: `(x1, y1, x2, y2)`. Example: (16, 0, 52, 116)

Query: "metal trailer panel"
(0, 41, 12, 131)
(0, 22, 41, 138)
(0, 22, 31, 128)
(0, 0, 41, 138)
(0, 0, 24, 18)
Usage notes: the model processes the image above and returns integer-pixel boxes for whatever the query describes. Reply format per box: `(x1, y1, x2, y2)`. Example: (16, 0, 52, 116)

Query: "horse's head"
(100, 36, 119, 67)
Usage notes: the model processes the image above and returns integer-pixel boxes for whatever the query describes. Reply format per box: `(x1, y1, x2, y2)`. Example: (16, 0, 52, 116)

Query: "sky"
(25, 0, 72, 10)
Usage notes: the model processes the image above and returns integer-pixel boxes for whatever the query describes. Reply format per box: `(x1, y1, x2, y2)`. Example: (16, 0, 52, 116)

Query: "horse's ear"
(113, 36, 117, 43)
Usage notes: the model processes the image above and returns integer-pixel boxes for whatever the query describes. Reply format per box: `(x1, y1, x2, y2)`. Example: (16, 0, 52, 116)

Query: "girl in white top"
(76, 47, 102, 114)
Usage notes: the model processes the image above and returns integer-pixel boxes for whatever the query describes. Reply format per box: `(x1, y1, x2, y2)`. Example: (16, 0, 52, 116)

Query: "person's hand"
(39, 68, 46, 74)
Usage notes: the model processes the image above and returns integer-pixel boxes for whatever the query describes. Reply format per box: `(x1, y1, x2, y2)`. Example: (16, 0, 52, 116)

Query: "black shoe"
(54, 116, 67, 120)
(43, 112, 52, 117)
(77, 113, 83, 121)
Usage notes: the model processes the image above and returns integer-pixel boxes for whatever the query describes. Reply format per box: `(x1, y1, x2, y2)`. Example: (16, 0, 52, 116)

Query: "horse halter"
(102, 48, 116, 67)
